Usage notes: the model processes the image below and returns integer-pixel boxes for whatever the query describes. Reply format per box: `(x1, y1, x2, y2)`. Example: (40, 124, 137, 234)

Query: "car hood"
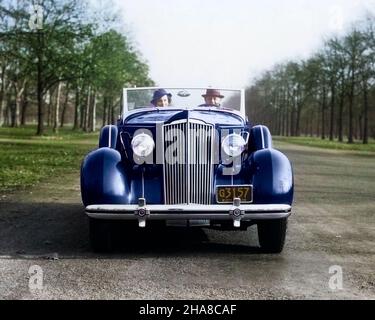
(124, 108, 245, 126)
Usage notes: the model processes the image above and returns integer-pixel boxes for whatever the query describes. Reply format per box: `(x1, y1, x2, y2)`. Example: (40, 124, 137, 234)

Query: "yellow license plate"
(216, 185, 253, 203)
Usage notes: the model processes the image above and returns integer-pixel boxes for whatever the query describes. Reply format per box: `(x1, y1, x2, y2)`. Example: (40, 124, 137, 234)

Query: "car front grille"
(163, 119, 214, 204)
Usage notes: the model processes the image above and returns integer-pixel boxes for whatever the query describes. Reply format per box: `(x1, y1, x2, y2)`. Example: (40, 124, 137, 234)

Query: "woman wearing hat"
(151, 88, 172, 107)
(201, 89, 224, 107)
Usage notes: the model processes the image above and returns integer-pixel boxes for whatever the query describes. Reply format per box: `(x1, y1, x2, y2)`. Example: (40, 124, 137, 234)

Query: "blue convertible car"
(81, 87, 294, 252)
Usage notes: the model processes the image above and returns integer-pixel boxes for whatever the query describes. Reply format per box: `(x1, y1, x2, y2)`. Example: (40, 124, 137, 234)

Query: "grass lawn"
(0, 126, 98, 193)
(273, 136, 375, 153)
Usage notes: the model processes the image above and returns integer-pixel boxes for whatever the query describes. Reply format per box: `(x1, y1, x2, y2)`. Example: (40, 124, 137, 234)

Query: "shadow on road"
(0, 201, 261, 259)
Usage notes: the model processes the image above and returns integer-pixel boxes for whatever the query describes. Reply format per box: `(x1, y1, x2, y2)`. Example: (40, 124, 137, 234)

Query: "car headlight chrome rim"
(222, 133, 246, 157)
(131, 133, 155, 157)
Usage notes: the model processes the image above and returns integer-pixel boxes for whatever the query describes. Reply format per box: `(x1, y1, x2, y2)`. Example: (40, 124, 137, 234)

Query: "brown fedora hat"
(202, 89, 224, 99)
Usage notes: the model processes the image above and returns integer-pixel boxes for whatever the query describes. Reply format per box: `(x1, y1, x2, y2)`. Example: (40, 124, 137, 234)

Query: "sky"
(113, 0, 375, 88)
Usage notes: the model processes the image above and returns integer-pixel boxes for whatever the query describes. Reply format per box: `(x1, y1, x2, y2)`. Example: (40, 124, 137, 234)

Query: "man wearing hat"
(201, 88, 224, 107)
(151, 88, 172, 107)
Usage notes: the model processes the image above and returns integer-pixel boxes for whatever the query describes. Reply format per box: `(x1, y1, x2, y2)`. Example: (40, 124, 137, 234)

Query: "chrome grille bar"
(163, 120, 213, 205)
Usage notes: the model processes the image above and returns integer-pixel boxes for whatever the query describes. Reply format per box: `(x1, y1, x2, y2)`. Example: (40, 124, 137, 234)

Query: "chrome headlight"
(222, 133, 246, 157)
(131, 133, 155, 157)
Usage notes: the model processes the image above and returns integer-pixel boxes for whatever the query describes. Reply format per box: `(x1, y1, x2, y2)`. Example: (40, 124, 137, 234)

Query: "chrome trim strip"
(86, 204, 291, 213)
(186, 119, 190, 204)
(108, 125, 112, 147)
(86, 211, 291, 221)
(178, 123, 180, 202)
(162, 123, 167, 204)
(209, 126, 214, 204)
(260, 125, 265, 149)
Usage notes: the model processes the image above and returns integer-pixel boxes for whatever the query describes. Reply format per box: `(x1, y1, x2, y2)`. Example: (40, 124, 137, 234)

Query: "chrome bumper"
(85, 199, 291, 228)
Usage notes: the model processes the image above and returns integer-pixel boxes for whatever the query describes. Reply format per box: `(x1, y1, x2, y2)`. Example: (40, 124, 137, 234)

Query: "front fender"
(99, 125, 118, 149)
(81, 147, 129, 206)
(249, 125, 272, 152)
(249, 148, 294, 205)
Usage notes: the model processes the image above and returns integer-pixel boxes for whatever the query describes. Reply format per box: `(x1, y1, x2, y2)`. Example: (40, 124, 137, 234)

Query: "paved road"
(0, 142, 374, 299)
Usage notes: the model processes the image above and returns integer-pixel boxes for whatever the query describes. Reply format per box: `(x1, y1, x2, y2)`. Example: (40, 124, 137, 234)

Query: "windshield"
(124, 87, 243, 113)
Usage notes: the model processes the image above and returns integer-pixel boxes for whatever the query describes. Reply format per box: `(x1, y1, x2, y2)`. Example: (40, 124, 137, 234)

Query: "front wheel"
(257, 218, 287, 253)
(89, 218, 112, 252)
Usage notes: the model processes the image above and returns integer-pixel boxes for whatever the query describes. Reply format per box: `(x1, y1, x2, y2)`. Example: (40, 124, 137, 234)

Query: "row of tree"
(245, 14, 375, 144)
(0, 0, 154, 135)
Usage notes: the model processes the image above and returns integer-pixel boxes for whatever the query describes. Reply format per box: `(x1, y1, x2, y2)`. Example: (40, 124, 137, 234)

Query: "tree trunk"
(279, 107, 283, 136)
(60, 85, 70, 128)
(37, 30, 45, 136)
(84, 85, 91, 132)
(348, 90, 354, 143)
(347, 69, 355, 144)
(111, 99, 116, 124)
(357, 114, 362, 141)
(107, 99, 112, 125)
(5, 96, 12, 127)
(13, 79, 27, 128)
(285, 106, 289, 137)
(73, 86, 80, 130)
(102, 96, 107, 127)
(14, 91, 21, 128)
(338, 88, 344, 142)
(329, 82, 335, 141)
(296, 102, 302, 136)
(321, 85, 326, 140)
(53, 82, 62, 133)
(316, 101, 320, 138)
(80, 86, 85, 129)
(91, 91, 97, 132)
(46, 90, 52, 127)
(284, 104, 288, 136)
(21, 85, 28, 126)
(0, 65, 6, 127)
(290, 103, 296, 136)
(362, 80, 369, 144)
(10, 88, 16, 127)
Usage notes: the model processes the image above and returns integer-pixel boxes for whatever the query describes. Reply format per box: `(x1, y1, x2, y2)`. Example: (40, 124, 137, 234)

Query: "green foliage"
(247, 13, 375, 144)
(84, 30, 153, 96)
(0, 0, 154, 132)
